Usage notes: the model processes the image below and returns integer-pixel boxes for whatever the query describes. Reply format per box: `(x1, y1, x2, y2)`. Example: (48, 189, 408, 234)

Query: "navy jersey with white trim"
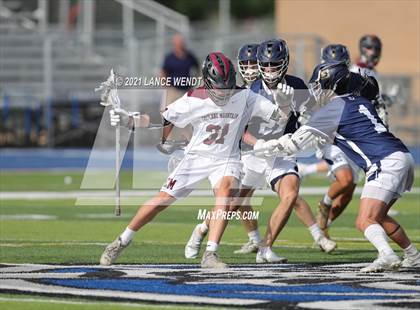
(245, 75, 310, 143)
(306, 95, 408, 171)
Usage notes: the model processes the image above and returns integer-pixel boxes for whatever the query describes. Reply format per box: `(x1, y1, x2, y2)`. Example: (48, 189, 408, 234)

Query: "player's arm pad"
(281, 125, 329, 155)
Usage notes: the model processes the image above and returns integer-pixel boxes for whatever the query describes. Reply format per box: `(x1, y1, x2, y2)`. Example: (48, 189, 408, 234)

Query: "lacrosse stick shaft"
(242, 147, 288, 157)
(115, 123, 121, 216)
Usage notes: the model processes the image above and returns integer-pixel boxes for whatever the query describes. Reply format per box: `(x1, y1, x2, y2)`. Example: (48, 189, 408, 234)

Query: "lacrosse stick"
(95, 69, 122, 216)
(242, 145, 288, 157)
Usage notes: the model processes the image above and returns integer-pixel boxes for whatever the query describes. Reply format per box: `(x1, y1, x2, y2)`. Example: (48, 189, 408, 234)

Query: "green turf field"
(1, 170, 419, 309)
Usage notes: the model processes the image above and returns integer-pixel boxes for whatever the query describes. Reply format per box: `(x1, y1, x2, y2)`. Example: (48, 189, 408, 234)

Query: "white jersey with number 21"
(162, 87, 276, 159)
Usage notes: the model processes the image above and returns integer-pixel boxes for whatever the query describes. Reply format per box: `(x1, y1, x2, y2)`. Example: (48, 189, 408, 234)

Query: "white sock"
(206, 241, 218, 252)
(327, 219, 332, 227)
(199, 222, 208, 234)
(259, 246, 269, 255)
(403, 244, 418, 256)
(303, 163, 318, 176)
(309, 223, 323, 242)
(120, 227, 136, 245)
(323, 194, 333, 206)
(248, 229, 261, 244)
(364, 224, 394, 256)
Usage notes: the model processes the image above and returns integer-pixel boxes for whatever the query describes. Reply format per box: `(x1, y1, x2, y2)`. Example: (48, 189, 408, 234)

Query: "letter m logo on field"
(166, 178, 177, 190)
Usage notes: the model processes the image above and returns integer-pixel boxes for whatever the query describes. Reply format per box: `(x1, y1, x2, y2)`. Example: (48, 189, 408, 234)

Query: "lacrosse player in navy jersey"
(251, 40, 337, 263)
(300, 44, 381, 238)
(271, 61, 419, 272)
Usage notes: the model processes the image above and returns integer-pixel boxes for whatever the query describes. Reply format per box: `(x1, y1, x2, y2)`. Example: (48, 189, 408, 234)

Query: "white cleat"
(401, 252, 420, 268)
(201, 251, 228, 269)
(100, 237, 130, 266)
(234, 240, 259, 254)
(256, 247, 288, 263)
(185, 224, 206, 259)
(360, 253, 401, 273)
(317, 236, 337, 253)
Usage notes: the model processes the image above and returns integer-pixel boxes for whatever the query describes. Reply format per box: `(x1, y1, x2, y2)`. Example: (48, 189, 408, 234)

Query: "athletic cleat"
(201, 251, 228, 269)
(234, 240, 259, 254)
(359, 253, 401, 273)
(317, 236, 337, 253)
(401, 252, 420, 268)
(185, 224, 207, 259)
(100, 237, 130, 266)
(256, 247, 288, 263)
(317, 201, 331, 230)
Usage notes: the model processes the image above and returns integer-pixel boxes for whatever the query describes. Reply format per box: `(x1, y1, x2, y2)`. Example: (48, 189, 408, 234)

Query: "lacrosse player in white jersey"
(100, 52, 287, 269)
(185, 41, 336, 262)
(185, 43, 266, 257)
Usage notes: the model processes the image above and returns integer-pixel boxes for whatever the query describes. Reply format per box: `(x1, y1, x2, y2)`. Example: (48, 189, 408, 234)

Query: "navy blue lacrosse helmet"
(257, 39, 289, 85)
(237, 43, 259, 84)
(309, 61, 351, 105)
(202, 52, 236, 106)
(321, 44, 350, 66)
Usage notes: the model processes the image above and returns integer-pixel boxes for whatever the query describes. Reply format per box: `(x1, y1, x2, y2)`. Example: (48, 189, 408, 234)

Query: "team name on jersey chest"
(201, 112, 239, 121)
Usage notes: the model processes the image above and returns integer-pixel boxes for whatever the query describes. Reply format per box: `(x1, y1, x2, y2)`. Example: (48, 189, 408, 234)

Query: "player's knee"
(337, 172, 354, 189)
(280, 190, 298, 206)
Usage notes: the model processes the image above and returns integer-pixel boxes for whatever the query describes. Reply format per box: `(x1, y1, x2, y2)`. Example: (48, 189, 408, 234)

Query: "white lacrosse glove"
(276, 134, 295, 155)
(253, 139, 265, 152)
(254, 139, 282, 157)
(109, 108, 135, 128)
(275, 83, 295, 108)
(298, 111, 311, 125)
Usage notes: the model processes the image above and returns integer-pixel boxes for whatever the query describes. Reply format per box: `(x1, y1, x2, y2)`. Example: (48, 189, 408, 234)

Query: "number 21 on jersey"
(203, 124, 230, 145)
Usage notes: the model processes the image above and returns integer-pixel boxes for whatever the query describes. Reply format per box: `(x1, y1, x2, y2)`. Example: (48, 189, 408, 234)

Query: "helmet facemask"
(238, 60, 259, 85)
(204, 77, 235, 106)
(309, 68, 347, 106)
(258, 59, 288, 86)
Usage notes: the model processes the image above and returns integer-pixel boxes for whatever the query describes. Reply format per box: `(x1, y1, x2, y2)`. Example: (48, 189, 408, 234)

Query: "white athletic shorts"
(361, 151, 415, 204)
(241, 153, 267, 189)
(323, 144, 361, 184)
(265, 156, 299, 191)
(167, 149, 184, 174)
(160, 153, 242, 199)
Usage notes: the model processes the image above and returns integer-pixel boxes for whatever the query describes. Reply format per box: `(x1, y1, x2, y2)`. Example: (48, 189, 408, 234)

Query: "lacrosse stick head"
(95, 69, 117, 107)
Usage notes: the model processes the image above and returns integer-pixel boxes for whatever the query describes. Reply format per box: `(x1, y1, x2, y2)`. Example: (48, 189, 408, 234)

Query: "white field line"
(1, 187, 419, 200)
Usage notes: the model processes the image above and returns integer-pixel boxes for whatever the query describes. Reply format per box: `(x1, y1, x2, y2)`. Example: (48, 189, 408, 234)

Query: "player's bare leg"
(380, 199, 420, 267)
(293, 197, 336, 253)
(100, 192, 176, 266)
(185, 186, 260, 258)
(317, 167, 354, 236)
(230, 187, 261, 254)
(329, 185, 355, 221)
(201, 176, 238, 269)
(356, 198, 402, 272)
(256, 174, 298, 263)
